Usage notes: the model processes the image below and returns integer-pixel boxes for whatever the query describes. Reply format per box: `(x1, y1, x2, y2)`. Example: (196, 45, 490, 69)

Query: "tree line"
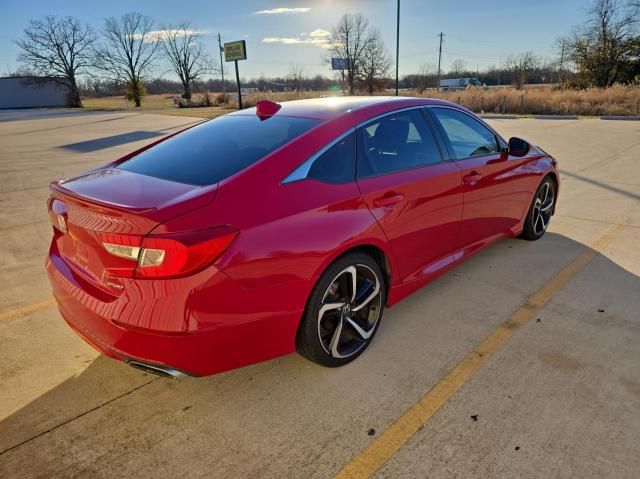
(15, 12, 215, 107)
(13, 0, 640, 107)
(329, 0, 639, 93)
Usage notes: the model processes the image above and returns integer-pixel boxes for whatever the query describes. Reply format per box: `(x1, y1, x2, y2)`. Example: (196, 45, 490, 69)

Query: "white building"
(0, 77, 68, 109)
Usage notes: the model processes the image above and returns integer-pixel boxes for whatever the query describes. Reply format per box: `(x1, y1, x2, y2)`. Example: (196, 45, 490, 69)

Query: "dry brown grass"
(237, 86, 640, 116)
(416, 85, 640, 116)
(82, 86, 640, 117)
(239, 90, 332, 108)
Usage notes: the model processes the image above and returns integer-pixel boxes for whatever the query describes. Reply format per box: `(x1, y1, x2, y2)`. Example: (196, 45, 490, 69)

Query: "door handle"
(373, 192, 404, 207)
(463, 172, 483, 184)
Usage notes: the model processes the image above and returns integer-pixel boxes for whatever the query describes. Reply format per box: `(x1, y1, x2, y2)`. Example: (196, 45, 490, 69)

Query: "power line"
(442, 48, 501, 62)
(444, 36, 535, 49)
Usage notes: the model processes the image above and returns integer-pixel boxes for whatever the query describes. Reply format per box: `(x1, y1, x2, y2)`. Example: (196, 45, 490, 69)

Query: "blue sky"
(1, 0, 590, 79)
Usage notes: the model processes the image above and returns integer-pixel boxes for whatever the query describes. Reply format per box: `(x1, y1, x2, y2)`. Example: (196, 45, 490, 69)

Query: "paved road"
(0, 109, 638, 478)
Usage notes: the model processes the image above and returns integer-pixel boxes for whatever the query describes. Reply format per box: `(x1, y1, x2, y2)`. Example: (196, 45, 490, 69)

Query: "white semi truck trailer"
(439, 78, 485, 91)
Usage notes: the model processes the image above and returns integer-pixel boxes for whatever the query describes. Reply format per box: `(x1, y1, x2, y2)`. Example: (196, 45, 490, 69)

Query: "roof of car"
(231, 96, 453, 121)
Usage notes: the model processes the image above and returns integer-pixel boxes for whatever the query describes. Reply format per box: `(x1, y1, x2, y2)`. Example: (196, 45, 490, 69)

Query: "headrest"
(374, 119, 410, 152)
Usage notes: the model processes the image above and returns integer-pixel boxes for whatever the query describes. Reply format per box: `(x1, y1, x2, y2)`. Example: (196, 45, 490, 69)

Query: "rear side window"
(357, 109, 442, 179)
(119, 115, 320, 186)
(307, 132, 355, 184)
(431, 108, 499, 159)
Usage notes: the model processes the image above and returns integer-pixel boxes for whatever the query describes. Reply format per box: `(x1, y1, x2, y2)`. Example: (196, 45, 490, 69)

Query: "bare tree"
(505, 51, 540, 89)
(359, 28, 391, 94)
(563, 0, 639, 87)
(552, 37, 570, 83)
(288, 64, 305, 93)
(162, 23, 216, 100)
(329, 13, 370, 94)
(411, 63, 437, 93)
(449, 59, 467, 76)
(94, 13, 160, 107)
(15, 16, 95, 107)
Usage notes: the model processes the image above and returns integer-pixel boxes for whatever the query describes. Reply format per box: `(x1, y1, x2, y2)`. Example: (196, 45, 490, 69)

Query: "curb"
(480, 114, 640, 121)
(600, 116, 640, 121)
(479, 115, 519, 120)
(533, 115, 579, 120)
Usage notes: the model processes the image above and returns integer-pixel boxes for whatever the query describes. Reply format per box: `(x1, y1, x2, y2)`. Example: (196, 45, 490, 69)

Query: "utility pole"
(234, 60, 242, 109)
(436, 32, 444, 92)
(559, 41, 565, 83)
(395, 0, 400, 96)
(217, 33, 226, 102)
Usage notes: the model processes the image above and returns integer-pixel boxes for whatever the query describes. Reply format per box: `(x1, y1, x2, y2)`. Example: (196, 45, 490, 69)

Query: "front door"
(356, 108, 464, 282)
(428, 107, 531, 251)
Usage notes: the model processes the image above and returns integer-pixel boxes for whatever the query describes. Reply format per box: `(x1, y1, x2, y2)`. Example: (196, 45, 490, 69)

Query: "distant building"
(0, 77, 68, 109)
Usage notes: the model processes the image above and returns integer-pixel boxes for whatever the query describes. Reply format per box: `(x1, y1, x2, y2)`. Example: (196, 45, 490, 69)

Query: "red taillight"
(99, 227, 238, 279)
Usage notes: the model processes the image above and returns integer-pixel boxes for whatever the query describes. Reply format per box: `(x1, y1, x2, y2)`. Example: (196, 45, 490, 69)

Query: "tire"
(520, 176, 556, 241)
(296, 252, 386, 367)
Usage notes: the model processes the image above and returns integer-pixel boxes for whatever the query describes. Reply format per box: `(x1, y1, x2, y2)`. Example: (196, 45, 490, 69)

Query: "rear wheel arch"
(299, 242, 395, 339)
(295, 248, 388, 366)
(316, 243, 394, 296)
(346, 245, 392, 295)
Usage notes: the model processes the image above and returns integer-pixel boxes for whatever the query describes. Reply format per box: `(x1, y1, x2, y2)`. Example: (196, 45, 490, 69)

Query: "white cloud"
(262, 29, 333, 49)
(309, 29, 331, 38)
(132, 29, 207, 42)
(255, 7, 311, 14)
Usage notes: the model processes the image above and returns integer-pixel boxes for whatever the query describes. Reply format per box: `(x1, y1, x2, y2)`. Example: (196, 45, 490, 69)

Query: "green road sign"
(224, 41, 247, 62)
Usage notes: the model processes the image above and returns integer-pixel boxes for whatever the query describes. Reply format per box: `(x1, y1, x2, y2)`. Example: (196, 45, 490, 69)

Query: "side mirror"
(508, 137, 530, 157)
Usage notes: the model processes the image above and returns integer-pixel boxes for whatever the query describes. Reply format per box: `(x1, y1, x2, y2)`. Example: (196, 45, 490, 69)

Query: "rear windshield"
(119, 115, 320, 186)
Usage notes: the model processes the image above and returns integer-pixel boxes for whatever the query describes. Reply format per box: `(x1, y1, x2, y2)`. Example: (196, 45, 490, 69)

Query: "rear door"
(428, 107, 530, 251)
(356, 108, 463, 282)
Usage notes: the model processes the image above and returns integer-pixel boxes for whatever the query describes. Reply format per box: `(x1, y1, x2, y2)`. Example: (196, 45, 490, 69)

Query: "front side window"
(119, 115, 320, 186)
(357, 109, 442, 179)
(431, 108, 499, 159)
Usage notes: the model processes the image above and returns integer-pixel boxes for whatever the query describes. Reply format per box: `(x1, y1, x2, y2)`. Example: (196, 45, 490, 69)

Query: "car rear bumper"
(46, 246, 308, 376)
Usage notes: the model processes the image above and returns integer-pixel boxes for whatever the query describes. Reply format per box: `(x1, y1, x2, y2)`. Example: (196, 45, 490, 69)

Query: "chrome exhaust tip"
(127, 360, 189, 379)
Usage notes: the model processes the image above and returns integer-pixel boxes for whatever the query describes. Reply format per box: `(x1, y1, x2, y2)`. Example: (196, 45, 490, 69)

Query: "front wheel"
(520, 177, 556, 241)
(296, 252, 386, 367)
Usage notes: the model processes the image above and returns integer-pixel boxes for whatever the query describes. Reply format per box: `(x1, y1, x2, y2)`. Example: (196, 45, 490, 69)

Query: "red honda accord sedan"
(46, 97, 558, 377)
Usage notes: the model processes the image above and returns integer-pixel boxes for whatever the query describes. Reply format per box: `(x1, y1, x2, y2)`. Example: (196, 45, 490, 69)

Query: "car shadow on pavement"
(562, 170, 640, 202)
(1, 232, 638, 477)
(58, 131, 164, 153)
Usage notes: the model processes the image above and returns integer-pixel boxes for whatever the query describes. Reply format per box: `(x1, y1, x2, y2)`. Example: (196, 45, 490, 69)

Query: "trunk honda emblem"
(56, 214, 67, 233)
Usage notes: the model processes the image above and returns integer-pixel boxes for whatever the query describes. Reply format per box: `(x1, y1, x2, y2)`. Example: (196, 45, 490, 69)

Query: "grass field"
(82, 94, 233, 118)
(82, 85, 640, 117)
(425, 84, 640, 116)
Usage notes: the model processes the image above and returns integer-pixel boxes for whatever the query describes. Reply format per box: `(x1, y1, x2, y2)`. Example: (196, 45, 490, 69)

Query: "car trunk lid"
(48, 168, 217, 293)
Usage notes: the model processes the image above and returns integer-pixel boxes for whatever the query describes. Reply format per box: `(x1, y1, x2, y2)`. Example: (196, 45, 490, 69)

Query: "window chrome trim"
(282, 127, 355, 184)
(355, 105, 426, 130)
(281, 104, 465, 185)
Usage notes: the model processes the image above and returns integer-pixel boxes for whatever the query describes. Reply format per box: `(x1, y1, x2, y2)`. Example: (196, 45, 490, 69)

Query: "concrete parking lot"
(0, 109, 639, 478)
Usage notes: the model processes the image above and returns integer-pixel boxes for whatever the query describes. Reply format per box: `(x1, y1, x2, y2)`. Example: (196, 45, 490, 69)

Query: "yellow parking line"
(334, 222, 625, 479)
(0, 298, 56, 322)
